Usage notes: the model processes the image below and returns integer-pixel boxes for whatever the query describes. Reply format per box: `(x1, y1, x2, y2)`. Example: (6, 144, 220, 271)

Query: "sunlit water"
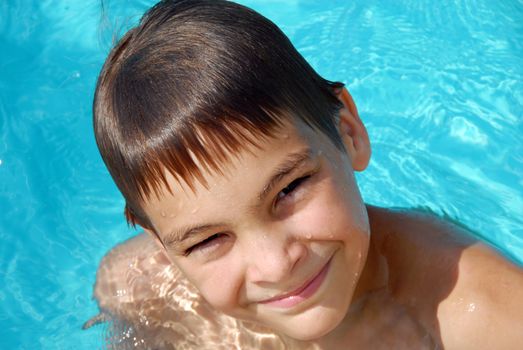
(1, 0, 522, 348)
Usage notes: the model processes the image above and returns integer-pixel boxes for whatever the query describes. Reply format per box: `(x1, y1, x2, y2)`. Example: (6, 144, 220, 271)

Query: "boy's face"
(142, 106, 371, 340)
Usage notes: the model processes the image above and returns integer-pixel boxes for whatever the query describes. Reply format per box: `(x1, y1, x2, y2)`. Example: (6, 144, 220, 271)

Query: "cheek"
(176, 258, 243, 314)
(294, 174, 369, 241)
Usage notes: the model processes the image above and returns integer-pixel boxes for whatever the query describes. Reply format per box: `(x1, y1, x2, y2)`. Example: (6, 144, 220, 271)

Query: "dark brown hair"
(93, 0, 344, 229)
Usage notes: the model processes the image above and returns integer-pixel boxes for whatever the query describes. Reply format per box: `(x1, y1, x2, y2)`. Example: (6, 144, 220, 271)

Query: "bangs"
(125, 107, 286, 203)
(94, 0, 345, 228)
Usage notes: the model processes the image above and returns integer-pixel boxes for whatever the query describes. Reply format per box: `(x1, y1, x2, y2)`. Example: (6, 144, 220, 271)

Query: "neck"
(354, 227, 389, 300)
(314, 205, 390, 348)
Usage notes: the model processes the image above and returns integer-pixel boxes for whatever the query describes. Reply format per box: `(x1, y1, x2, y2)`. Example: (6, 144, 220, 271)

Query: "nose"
(244, 229, 308, 284)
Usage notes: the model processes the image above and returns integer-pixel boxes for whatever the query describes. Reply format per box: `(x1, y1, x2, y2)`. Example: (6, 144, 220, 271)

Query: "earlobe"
(336, 88, 371, 171)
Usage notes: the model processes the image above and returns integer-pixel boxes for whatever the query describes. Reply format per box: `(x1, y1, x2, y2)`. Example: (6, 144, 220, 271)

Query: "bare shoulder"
(92, 233, 178, 315)
(367, 205, 523, 349)
(437, 236, 523, 349)
(87, 233, 272, 349)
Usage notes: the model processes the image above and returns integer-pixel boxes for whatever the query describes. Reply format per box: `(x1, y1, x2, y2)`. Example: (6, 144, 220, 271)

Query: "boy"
(86, 0, 523, 348)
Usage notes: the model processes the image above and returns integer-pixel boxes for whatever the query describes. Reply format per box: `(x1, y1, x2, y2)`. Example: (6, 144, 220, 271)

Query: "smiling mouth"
(259, 257, 332, 308)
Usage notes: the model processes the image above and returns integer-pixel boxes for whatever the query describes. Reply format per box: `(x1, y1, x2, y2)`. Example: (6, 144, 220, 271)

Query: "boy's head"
(94, 0, 372, 340)
(93, 0, 347, 228)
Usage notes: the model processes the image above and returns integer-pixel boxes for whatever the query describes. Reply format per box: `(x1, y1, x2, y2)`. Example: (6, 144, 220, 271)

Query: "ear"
(336, 87, 371, 171)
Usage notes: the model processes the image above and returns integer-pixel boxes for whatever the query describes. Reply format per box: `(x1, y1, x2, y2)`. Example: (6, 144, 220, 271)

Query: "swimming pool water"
(1, 0, 522, 348)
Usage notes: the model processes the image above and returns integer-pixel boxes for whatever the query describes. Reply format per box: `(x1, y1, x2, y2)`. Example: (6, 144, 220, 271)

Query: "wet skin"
(91, 207, 523, 349)
(89, 89, 523, 349)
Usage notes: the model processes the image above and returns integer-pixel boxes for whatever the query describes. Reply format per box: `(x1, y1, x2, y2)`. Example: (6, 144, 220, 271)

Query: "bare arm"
(90, 232, 179, 323)
(85, 233, 298, 349)
(438, 243, 523, 350)
(88, 233, 242, 348)
(368, 205, 523, 349)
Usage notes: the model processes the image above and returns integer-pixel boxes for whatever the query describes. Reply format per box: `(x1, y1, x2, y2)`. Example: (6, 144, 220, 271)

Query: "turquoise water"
(1, 0, 522, 348)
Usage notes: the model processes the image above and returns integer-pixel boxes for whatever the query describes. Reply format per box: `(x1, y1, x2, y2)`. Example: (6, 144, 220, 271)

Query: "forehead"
(141, 119, 339, 232)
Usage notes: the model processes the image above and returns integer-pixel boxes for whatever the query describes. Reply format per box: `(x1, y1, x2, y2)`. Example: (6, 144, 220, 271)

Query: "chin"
(280, 308, 347, 341)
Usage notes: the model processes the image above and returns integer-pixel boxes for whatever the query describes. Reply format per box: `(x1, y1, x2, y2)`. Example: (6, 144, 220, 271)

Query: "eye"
(276, 175, 311, 202)
(184, 233, 227, 256)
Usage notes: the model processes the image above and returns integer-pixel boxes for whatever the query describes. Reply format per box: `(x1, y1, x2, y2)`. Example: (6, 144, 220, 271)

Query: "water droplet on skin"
(306, 234, 312, 240)
(328, 233, 334, 239)
(116, 289, 127, 297)
(160, 211, 166, 217)
(191, 208, 198, 214)
(467, 303, 476, 312)
(169, 213, 175, 218)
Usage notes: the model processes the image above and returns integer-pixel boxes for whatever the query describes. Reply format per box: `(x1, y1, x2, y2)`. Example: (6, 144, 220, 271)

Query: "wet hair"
(93, 0, 344, 229)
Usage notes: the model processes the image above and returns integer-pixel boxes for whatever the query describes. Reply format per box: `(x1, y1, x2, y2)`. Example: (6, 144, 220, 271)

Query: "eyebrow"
(162, 147, 313, 247)
(163, 223, 224, 248)
(257, 147, 313, 202)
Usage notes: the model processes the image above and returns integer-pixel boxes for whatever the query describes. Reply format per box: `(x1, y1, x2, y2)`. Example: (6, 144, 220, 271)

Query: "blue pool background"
(1, 0, 522, 348)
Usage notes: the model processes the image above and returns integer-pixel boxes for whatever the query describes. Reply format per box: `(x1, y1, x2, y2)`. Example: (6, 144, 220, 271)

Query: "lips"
(259, 257, 332, 308)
